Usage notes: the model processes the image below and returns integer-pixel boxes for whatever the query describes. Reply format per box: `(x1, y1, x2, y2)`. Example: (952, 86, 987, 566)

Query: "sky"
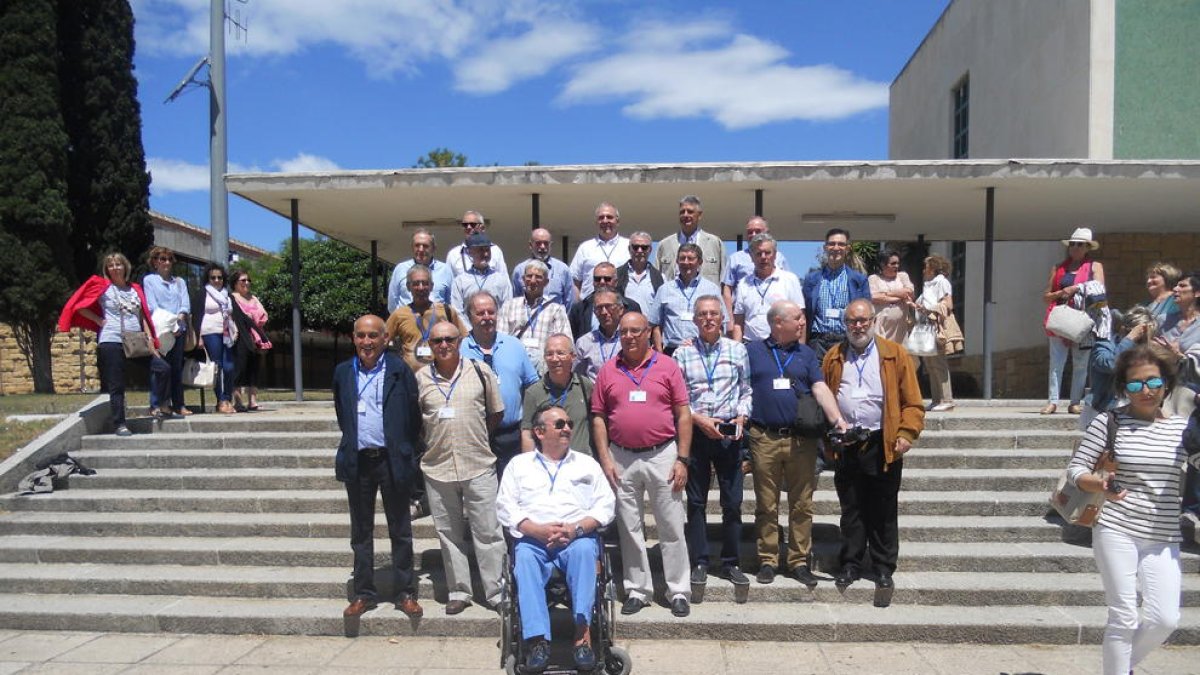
(129, 0, 953, 268)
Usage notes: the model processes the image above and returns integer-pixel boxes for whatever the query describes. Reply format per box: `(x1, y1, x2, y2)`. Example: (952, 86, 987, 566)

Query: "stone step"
(51, 468, 1061, 493)
(923, 413, 1080, 432)
(0, 510, 1078, 543)
(0, 592, 1196, 644)
(0, 488, 1062, 518)
(915, 430, 1078, 449)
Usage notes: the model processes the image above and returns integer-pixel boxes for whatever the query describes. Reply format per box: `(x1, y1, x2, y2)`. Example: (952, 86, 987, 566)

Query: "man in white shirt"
(722, 216, 790, 318)
(497, 405, 615, 673)
(733, 233, 805, 342)
(446, 210, 508, 278)
(656, 195, 727, 285)
(615, 231, 662, 313)
(570, 202, 630, 300)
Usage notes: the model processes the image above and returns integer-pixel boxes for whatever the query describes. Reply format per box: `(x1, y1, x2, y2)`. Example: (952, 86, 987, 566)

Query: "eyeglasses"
(429, 336, 458, 345)
(156, 256, 173, 262)
(209, 275, 224, 281)
(630, 244, 651, 252)
(593, 275, 614, 283)
(844, 317, 872, 326)
(551, 419, 573, 430)
(825, 241, 849, 249)
(1125, 377, 1165, 393)
(236, 278, 250, 285)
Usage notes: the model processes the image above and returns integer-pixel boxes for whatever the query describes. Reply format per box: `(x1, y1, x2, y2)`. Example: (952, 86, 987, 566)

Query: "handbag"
(793, 390, 828, 439)
(1049, 409, 1119, 527)
(1046, 304, 1095, 343)
(903, 319, 938, 357)
(121, 331, 154, 359)
(183, 352, 216, 388)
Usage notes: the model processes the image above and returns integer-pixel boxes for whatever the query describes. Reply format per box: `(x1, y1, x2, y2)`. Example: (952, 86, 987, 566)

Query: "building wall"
(1113, 0, 1200, 159)
(889, 0, 1094, 160)
(961, 241, 1064, 354)
(0, 326, 99, 395)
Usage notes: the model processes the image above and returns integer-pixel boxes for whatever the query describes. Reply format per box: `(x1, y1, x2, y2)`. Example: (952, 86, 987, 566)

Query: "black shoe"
(835, 567, 860, 589)
(791, 565, 819, 587)
(874, 575, 895, 608)
(620, 596, 649, 615)
(719, 565, 750, 585)
(690, 564, 708, 585)
(524, 638, 551, 674)
(755, 564, 776, 585)
(573, 643, 596, 670)
(670, 596, 690, 617)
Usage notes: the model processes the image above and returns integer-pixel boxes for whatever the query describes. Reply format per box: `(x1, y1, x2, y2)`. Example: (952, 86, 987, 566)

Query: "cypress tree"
(0, 0, 75, 393)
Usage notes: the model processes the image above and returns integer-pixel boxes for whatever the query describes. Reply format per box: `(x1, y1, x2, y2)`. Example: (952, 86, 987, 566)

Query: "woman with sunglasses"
(229, 270, 271, 412)
(1067, 345, 1196, 674)
(191, 263, 237, 414)
(142, 247, 192, 416)
(868, 248, 914, 343)
(1042, 227, 1106, 415)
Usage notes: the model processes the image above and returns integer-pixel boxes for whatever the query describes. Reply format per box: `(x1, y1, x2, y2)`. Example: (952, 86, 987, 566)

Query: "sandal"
(1039, 403, 1057, 415)
(175, 407, 194, 417)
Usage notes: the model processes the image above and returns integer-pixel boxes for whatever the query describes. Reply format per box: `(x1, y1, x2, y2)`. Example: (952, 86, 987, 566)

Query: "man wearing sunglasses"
(446, 210, 508, 278)
(497, 405, 615, 673)
(511, 227, 576, 309)
(656, 195, 727, 286)
(567, 262, 642, 339)
(615, 231, 662, 315)
(570, 202, 630, 301)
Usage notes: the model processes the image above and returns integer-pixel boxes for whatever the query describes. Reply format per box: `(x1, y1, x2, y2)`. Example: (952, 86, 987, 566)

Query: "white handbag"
(183, 355, 216, 388)
(903, 320, 938, 357)
(1046, 304, 1095, 343)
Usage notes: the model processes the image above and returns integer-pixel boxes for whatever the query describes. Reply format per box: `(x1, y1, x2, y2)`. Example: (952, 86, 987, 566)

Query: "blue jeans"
(513, 535, 598, 641)
(150, 331, 186, 410)
(1048, 337, 1088, 405)
(685, 434, 743, 567)
(202, 333, 236, 402)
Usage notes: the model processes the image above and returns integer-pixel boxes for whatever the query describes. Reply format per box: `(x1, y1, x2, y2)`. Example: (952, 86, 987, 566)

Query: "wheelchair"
(498, 534, 632, 674)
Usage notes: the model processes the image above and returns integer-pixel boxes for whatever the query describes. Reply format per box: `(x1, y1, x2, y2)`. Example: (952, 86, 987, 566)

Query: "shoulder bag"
(903, 317, 938, 357)
(1049, 410, 1120, 527)
(118, 304, 154, 359)
(183, 348, 216, 388)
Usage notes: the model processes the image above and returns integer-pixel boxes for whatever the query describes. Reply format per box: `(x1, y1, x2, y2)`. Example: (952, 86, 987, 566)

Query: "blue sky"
(130, 0, 952, 267)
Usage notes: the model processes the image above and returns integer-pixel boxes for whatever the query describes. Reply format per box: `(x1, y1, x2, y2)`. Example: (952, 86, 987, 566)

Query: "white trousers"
(426, 469, 506, 605)
(1048, 337, 1088, 405)
(611, 442, 690, 602)
(1093, 523, 1181, 675)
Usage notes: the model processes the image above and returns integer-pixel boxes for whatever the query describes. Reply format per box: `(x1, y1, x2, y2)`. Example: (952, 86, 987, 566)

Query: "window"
(952, 76, 969, 159)
(950, 241, 966, 330)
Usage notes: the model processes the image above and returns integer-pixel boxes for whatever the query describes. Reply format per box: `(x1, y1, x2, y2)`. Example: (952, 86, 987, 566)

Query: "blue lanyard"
(699, 340, 722, 388)
(598, 331, 619, 362)
(754, 276, 776, 301)
(547, 378, 571, 407)
(523, 299, 547, 334)
(617, 352, 658, 389)
(771, 346, 795, 378)
(430, 363, 463, 403)
(677, 277, 699, 306)
(849, 340, 875, 387)
(536, 453, 565, 493)
(412, 306, 436, 341)
(472, 269, 491, 293)
(355, 358, 385, 404)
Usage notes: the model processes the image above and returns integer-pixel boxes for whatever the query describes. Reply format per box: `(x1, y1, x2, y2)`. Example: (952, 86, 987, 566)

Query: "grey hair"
(694, 294, 722, 311)
(411, 228, 436, 248)
(523, 260, 550, 277)
(747, 215, 769, 229)
(844, 298, 875, 320)
(750, 233, 777, 251)
(594, 202, 620, 219)
(466, 290, 498, 317)
(679, 195, 703, 210)
(766, 300, 802, 325)
(463, 210, 486, 229)
(406, 263, 432, 283)
(544, 333, 575, 355)
(629, 231, 652, 243)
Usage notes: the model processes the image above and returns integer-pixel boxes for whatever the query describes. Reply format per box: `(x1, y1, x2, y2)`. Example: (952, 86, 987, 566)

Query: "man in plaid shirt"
(497, 260, 570, 372)
(673, 295, 753, 588)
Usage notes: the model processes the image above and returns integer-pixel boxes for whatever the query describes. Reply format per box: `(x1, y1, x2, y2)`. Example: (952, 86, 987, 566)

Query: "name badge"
(680, 311, 694, 321)
(824, 307, 842, 319)
(415, 345, 432, 358)
(438, 407, 456, 419)
(522, 336, 541, 349)
(357, 399, 367, 414)
(629, 390, 647, 403)
(773, 378, 791, 390)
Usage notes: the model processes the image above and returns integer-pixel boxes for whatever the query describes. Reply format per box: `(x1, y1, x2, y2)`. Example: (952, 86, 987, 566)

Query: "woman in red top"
(1041, 227, 1106, 415)
(58, 252, 171, 436)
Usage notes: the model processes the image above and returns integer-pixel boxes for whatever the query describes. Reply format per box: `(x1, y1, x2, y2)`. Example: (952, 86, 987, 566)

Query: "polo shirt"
(511, 257, 575, 309)
(746, 337, 824, 428)
(416, 359, 504, 483)
(733, 268, 805, 342)
(570, 235, 631, 299)
(722, 249, 790, 289)
(461, 332, 540, 429)
(591, 350, 688, 449)
(650, 275, 725, 347)
(387, 258, 453, 312)
(522, 373, 594, 454)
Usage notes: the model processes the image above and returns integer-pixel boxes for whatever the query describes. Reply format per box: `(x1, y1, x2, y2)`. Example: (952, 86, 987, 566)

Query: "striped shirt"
(673, 336, 752, 420)
(1068, 411, 1190, 543)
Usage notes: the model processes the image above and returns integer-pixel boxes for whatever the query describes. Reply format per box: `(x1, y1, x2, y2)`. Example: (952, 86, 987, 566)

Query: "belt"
(750, 422, 794, 436)
(613, 440, 672, 453)
(359, 446, 387, 458)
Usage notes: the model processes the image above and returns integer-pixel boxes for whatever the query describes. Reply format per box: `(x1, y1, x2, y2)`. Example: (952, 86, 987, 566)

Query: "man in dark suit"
(568, 262, 641, 339)
(334, 314, 424, 619)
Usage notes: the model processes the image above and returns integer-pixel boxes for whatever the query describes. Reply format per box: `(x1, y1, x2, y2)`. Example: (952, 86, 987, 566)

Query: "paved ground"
(1, 630, 1198, 674)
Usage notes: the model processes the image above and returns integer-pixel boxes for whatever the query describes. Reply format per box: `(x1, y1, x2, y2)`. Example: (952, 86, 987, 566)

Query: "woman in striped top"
(1067, 345, 1195, 675)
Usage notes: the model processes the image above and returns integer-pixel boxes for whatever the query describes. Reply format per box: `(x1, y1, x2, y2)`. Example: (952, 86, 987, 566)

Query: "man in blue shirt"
(332, 315, 423, 620)
(802, 228, 871, 360)
(511, 227, 576, 309)
(388, 229, 453, 313)
(651, 244, 724, 355)
(722, 216, 790, 319)
(460, 291, 540, 476)
(450, 233, 514, 320)
(745, 300, 846, 588)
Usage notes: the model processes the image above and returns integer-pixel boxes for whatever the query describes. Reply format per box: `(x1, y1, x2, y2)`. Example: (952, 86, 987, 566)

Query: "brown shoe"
(1039, 403, 1057, 415)
(444, 599, 470, 615)
(343, 597, 377, 617)
(396, 596, 424, 618)
(1067, 403, 1083, 415)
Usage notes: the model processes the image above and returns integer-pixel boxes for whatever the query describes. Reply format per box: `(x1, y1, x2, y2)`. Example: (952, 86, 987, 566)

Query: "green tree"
(255, 237, 388, 334)
(58, 0, 152, 282)
(414, 147, 467, 168)
(0, 0, 75, 393)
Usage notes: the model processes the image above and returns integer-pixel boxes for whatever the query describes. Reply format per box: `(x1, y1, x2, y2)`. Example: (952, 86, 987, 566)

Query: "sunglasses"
(1125, 377, 1164, 393)
(593, 275, 614, 282)
(461, 221, 483, 228)
(156, 256, 173, 262)
(429, 336, 458, 345)
(630, 244, 651, 252)
(541, 419, 573, 430)
(209, 275, 224, 281)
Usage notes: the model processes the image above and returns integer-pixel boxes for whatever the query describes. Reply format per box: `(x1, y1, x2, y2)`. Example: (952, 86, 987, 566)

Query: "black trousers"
(685, 434, 743, 567)
(807, 332, 845, 362)
(345, 451, 415, 602)
(98, 342, 170, 427)
(490, 424, 522, 479)
(833, 431, 902, 578)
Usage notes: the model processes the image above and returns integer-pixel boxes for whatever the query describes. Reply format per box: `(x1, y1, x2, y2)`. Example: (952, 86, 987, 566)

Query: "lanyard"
(617, 352, 658, 389)
(677, 277, 699, 305)
(849, 340, 875, 387)
(699, 340, 722, 388)
(535, 453, 565, 493)
(522, 299, 547, 335)
(754, 276, 776, 301)
(547, 378, 571, 407)
(412, 306, 436, 341)
(471, 269, 491, 293)
(354, 357, 385, 404)
(598, 331, 619, 362)
(771, 346, 795, 378)
(597, 236, 616, 261)
(430, 363, 463, 403)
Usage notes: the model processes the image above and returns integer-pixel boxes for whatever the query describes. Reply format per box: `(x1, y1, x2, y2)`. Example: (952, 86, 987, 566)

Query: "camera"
(827, 426, 871, 447)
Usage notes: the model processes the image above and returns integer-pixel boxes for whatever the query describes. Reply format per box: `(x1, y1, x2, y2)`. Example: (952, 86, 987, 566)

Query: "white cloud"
(454, 20, 597, 94)
(272, 152, 342, 173)
(558, 20, 889, 129)
(148, 153, 340, 193)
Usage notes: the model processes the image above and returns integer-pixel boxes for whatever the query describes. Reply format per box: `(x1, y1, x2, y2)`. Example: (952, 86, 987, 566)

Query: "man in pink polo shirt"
(592, 312, 693, 618)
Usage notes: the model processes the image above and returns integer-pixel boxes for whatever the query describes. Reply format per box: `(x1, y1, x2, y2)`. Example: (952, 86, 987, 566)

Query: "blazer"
(615, 262, 664, 297)
(568, 295, 641, 341)
(802, 266, 871, 330)
(332, 353, 422, 485)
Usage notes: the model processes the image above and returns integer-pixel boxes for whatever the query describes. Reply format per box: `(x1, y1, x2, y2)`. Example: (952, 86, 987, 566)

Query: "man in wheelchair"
(497, 405, 616, 673)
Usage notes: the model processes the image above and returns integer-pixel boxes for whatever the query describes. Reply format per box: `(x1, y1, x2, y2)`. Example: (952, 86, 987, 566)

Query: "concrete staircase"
(0, 404, 1197, 643)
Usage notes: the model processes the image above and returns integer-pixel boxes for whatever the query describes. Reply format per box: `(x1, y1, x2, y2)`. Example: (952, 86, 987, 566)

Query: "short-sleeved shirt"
(650, 275, 725, 347)
(918, 274, 953, 311)
(574, 328, 621, 380)
(385, 302, 466, 373)
(511, 257, 575, 310)
(496, 296, 572, 372)
(416, 359, 505, 483)
(522, 373, 594, 455)
(591, 350, 688, 449)
(98, 285, 144, 344)
(387, 258, 453, 312)
(733, 269, 805, 342)
(460, 332, 540, 429)
(655, 229, 727, 285)
(722, 249, 790, 289)
(446, 243, 508, 279)
(674, 337, 752, 421)
(450, 267, 513, 320)
(746, 338, 824, 428)
(570, 235, 631, 299)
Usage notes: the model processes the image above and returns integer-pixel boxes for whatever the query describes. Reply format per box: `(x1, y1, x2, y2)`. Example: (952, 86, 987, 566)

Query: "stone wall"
(0, 324, 99, 395)
(1097, 232, 1200, 310)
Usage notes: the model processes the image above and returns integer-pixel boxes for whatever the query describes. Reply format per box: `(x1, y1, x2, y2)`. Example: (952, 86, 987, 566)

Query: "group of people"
(345, 197, 928, 673)
(58, 247, 272, 436)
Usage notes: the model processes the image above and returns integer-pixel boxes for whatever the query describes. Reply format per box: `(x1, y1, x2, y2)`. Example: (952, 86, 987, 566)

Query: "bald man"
(511, 227, 576, 309)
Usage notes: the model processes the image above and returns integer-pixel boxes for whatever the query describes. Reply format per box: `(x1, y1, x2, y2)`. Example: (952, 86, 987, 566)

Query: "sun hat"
(1061, 227, 1099, 250)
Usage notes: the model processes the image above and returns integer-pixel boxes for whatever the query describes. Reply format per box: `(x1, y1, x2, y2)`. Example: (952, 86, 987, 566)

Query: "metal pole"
(532, 193, 540, 229)
(561, 235, 569, 262)
(290, 199, 303, 401)
(209, 0, 229, 266)
(983, 187, 995, 400)
(754, 189, 763, 217)
(370, 240, 379, 316)
(736, 235, 744, 252)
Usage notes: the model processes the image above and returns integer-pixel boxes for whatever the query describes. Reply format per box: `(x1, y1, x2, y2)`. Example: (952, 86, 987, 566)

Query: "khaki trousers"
(426, 469, 505, 605)
(611, 442, 690, 602)
(748, 426, 818, 570)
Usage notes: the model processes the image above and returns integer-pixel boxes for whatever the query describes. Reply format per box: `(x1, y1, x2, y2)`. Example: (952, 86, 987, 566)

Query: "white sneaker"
(930, 402, 956, 412)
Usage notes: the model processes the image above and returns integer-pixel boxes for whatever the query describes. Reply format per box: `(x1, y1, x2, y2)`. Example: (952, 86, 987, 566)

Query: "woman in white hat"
(1041, 227, 1105, 415)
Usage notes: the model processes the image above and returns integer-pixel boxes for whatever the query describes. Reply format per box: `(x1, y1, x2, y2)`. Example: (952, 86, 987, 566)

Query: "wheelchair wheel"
(503, 653, 518, 675)
(604, 645, 632, 675)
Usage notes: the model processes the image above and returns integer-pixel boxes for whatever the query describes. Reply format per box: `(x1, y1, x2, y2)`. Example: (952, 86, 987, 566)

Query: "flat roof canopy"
(227, 159, 1200, 264)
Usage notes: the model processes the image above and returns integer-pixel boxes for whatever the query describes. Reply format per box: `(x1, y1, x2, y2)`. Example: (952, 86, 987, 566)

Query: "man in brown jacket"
(821, 299, 925, 608)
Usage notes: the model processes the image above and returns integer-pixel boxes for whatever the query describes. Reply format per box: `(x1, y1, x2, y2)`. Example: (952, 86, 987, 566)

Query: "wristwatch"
(675, 455, 691, 468)
(574, 524, 585, 540)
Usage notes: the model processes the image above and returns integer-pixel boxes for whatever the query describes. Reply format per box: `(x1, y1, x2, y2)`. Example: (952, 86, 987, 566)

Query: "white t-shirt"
(919, 274, 952, 310)
(733, 269, 805, 342)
